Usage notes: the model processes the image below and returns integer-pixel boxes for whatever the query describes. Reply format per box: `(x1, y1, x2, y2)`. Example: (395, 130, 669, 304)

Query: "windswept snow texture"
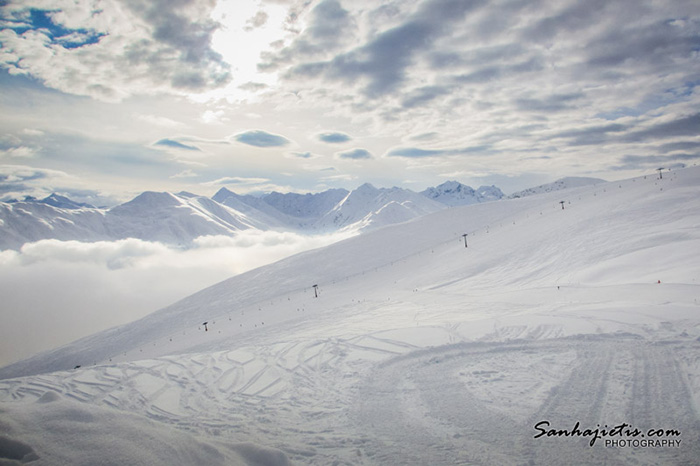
(1, 167, 700, 464)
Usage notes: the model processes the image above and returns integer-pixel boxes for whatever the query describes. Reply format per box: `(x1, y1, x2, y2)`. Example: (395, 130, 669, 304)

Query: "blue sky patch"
(2, 8, 105, 49)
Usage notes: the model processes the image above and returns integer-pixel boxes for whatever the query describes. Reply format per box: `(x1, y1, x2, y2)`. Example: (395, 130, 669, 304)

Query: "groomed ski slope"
(1, 167, 699, 465)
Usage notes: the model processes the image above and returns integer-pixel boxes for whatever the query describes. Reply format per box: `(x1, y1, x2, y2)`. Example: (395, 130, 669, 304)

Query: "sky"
(0, 0, 698, 206)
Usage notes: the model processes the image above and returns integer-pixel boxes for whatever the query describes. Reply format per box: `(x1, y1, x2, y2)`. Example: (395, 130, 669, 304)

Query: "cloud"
(0, 0, 231, 100)
(514, 93, 584, 113)
(245, 10, 269, 30)
(408, 132, 440, 142)
(620, 113, 700, 143)
(285, 0, 487, 97)
(233, 130, 291, 148)
(251, 0, 700, 184)
(336, 148, 372, 160)
(202, 176, 270, 186)
(453, 57, 544, 85)
(0, 124, 190, 204)
(170, 169, 198, 179)
(286, 151, 320, 159)
(581, 15, 700, 71)
(385, 144, 493, 158)
(0, 146, 36, 158)
(258, 0, 357, 70)
(613, 152, 700, 170)
(238, 81, 268, 92)
(548, 113, 700, 147)
(317, 131, 351, 143)
(0, 164, 74, 198)
(549, 123, 629, 146)
(200, 109, 227, 124)
(519, 0, 610, 43)
(154, 139, 201, 151)
(0, 165, 118, 205)
(657, 141, 700, 153)
(386, 147, 446, 158)
(137, 114, 184, 128)
(321, 172, 356, 182)
(401, 85, 452, 108)
(0, 232, 353, 366)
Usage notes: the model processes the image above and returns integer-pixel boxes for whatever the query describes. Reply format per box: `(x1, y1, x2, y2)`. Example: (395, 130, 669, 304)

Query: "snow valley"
(1, 168, 699, 465)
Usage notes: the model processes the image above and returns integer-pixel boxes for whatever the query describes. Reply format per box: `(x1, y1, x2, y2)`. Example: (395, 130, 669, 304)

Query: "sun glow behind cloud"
(204, 0, 289, 101)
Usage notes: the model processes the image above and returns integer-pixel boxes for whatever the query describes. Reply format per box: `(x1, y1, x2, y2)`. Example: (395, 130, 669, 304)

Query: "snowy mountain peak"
(40, 193, 96, 209)
(421, 181, 503, 206)
(476, 185, 505, 202)
(211, 187, 237, 202)
(112, 191, 183, 211)
(355, 182, 379, 194)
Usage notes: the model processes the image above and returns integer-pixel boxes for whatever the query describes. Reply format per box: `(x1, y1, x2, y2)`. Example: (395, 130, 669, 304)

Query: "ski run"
(1, 166, 699, 465)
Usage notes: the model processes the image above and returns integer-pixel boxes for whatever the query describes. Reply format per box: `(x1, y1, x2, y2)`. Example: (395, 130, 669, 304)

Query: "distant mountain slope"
(0, 192, 263, 250)
(508, 177, 605, 198)
(0, 200, 107, 249)
(263, 189, 349, 223)
(106, 191, 267, 244)
(37, 193, 96, 209)
(217, 184, 446, 232)
(421, 181, 504, 206)
(315, 183, 446, 231)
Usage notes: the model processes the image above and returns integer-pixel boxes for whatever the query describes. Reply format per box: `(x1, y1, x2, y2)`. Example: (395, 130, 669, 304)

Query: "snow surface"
(1, 167, 699, 464)
(508, 176, 606, 198)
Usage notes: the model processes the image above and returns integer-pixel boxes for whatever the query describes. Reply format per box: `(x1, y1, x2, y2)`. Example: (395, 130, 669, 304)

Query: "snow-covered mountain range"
(0, 181, 506, 250)
(421, 181, 504, 206)
(0, 167, 697, 465)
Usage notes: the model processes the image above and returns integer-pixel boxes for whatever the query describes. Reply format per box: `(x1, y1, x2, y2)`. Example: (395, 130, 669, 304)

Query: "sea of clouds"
(0, 230, 353, 367)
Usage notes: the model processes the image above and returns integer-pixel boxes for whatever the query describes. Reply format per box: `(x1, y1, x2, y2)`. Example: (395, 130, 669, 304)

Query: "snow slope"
(1, 167, 699, 465)
(509, 176, 606, 198)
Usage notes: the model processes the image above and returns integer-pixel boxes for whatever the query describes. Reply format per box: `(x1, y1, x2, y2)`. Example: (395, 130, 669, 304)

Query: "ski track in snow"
(1, 168, 700, 464)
